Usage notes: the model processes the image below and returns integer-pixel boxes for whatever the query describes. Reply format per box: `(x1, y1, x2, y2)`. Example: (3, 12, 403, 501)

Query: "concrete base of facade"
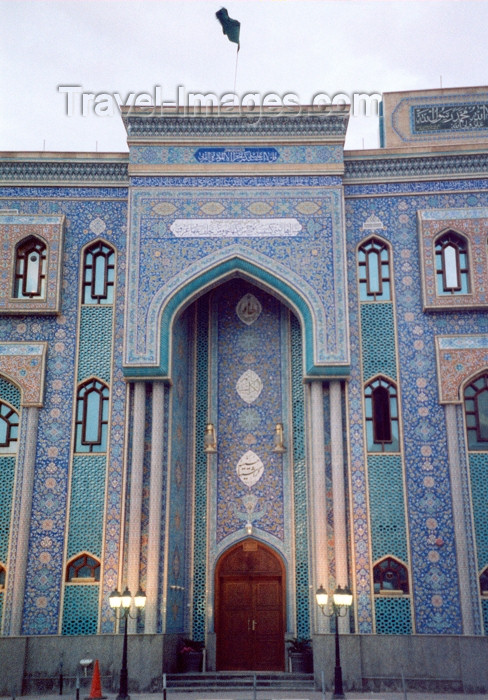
(1, 633, 488, 695)
(0, 634, 181, 696)
(312, 633, 488, 694)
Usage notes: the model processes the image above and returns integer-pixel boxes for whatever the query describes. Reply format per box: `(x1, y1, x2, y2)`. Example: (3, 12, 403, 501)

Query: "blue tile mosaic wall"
(2, 124, 488, 646)
(214, 280, 284, 542)
(192, 298, 209, 642)
(290, 313, 310, 639)
(166, 310, 190, 633)
(0, 378, 20, 410)
(63, 283, 115, 633)
(0, 457, 16, 564)
(468, 453, 488, 571)
(61, 584, 99, 636)
(66, 455, 106, 560)
(368, 456, 408, 564)
(129, 145, 344, 166)
(0, 187, 127, 635)
(360, 303, 397, 381)
(77, 307, 113, 383)
(345, 179, 488, 635)
(140, 382, 154, 593)
(375, 596, 412, 635)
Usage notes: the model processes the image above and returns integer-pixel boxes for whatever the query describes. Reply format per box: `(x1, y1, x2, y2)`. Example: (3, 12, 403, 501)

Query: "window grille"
(358, 237, 392, 301)
(435, 231, 469, 295)
(13, 236, 47, 299)
(365, 377, 399, 452)
(82, 241, 115, 305)
(66, 552, 100, 582)
(373, 556, 409, 594)
(0, 401, 19, 454)
(75, 378, 109, 452)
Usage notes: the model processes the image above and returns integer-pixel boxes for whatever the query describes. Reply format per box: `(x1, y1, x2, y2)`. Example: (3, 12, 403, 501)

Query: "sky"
(1, 0, 488, 153)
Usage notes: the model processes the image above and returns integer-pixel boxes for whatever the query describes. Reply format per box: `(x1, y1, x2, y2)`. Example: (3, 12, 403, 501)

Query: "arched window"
(0, 401, 19, 454)
(75, 378, 109, 453)
(0, 563, 6, 590)
(479, 566, 488, 595)
(13, 236, 47, 299)
(66, 553, 100, 582)
(464, 373, 488, 450)
(358, 237, 391, 301)
(374, 557, 409, 594)
(365, 377, 399, 452)
(82, 241, 115, 305)
(435, 231, 469, 295)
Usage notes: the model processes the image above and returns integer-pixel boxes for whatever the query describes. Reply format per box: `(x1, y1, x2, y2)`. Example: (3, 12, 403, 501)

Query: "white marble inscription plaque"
(170, 218, 302, 238)
(236, 370, 263, 404)
(236, 294, 262, 326)
(236, 451, 264, 487)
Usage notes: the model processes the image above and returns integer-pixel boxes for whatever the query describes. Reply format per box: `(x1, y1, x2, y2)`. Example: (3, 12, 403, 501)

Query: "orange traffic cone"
(86, 660, 106, 700)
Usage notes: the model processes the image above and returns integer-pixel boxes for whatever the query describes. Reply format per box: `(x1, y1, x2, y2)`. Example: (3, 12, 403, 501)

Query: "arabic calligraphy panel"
(236, 293, 262, 326)
(236, 369, 263, 404)
(236, 450, 265, 487)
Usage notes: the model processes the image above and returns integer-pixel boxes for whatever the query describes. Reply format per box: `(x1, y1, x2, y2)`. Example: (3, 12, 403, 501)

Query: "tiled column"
(127, 381, 146, 633)
(330, 380, 349, 633)
(310, 381, 330, 633)
(145, 382, 165, 634)
(9, 407, 39, 636)
(445, 404, 475, 634)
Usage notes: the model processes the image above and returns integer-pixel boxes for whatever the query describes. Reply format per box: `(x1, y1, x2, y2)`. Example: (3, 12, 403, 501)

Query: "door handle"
(248, 618, 251, 631)
(252, 619, 257, 631)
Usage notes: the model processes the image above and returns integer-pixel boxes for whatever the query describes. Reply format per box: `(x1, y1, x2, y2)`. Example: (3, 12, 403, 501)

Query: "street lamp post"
(109, 587, 146, 700)
(316, 584, 353, 699)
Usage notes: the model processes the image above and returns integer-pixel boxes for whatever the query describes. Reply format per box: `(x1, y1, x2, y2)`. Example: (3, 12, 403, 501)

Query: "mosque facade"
(1, 86, 488, 691)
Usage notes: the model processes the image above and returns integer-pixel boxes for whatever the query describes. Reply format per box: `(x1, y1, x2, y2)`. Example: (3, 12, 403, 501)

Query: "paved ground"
(3, 692, 488, 700)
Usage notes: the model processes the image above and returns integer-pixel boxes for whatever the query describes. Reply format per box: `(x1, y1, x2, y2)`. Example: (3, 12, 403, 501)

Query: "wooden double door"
(216, 540, 285, 671)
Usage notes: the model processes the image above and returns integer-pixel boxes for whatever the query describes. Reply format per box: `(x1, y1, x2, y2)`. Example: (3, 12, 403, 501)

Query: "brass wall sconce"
(272, 423, 286, 453)
(204, 423, 217, 453)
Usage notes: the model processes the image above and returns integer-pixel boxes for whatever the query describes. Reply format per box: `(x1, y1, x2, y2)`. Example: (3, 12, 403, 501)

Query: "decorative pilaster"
(310, 381, 329, 633)
(145, 382, 165, 634)
(445, 404, 475, 634)
(9, 407, 39, 636)
(127, 381, 146, 633)
(330, 380, 349, 633)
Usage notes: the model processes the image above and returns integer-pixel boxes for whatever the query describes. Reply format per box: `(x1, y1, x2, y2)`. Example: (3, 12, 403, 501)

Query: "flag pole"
(233, 45, 239, 94)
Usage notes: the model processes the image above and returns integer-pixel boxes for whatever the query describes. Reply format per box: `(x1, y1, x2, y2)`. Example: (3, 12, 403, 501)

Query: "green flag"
(216, 8, 240, 50)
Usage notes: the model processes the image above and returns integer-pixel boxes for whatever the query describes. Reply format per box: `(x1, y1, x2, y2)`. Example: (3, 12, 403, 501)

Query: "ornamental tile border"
(0, 215, 64, 314)
(0, 162, 129, 184)
(124, 113, 348, 138)
(129, 144, 343, 166)
(344, 154, 488, 182)
(0, 342, 47, 406)
(124, 183, 348, 373)
(435, 336, 488, 403)
(418, 211, 488, 309)
(130, 175, 342, 188)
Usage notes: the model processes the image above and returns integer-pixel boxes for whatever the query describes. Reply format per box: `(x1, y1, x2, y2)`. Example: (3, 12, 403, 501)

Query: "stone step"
(156, 673, 315, 692)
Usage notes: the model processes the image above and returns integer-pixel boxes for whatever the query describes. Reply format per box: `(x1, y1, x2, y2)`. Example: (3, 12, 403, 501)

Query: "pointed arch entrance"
(215, 539, 286, 671)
